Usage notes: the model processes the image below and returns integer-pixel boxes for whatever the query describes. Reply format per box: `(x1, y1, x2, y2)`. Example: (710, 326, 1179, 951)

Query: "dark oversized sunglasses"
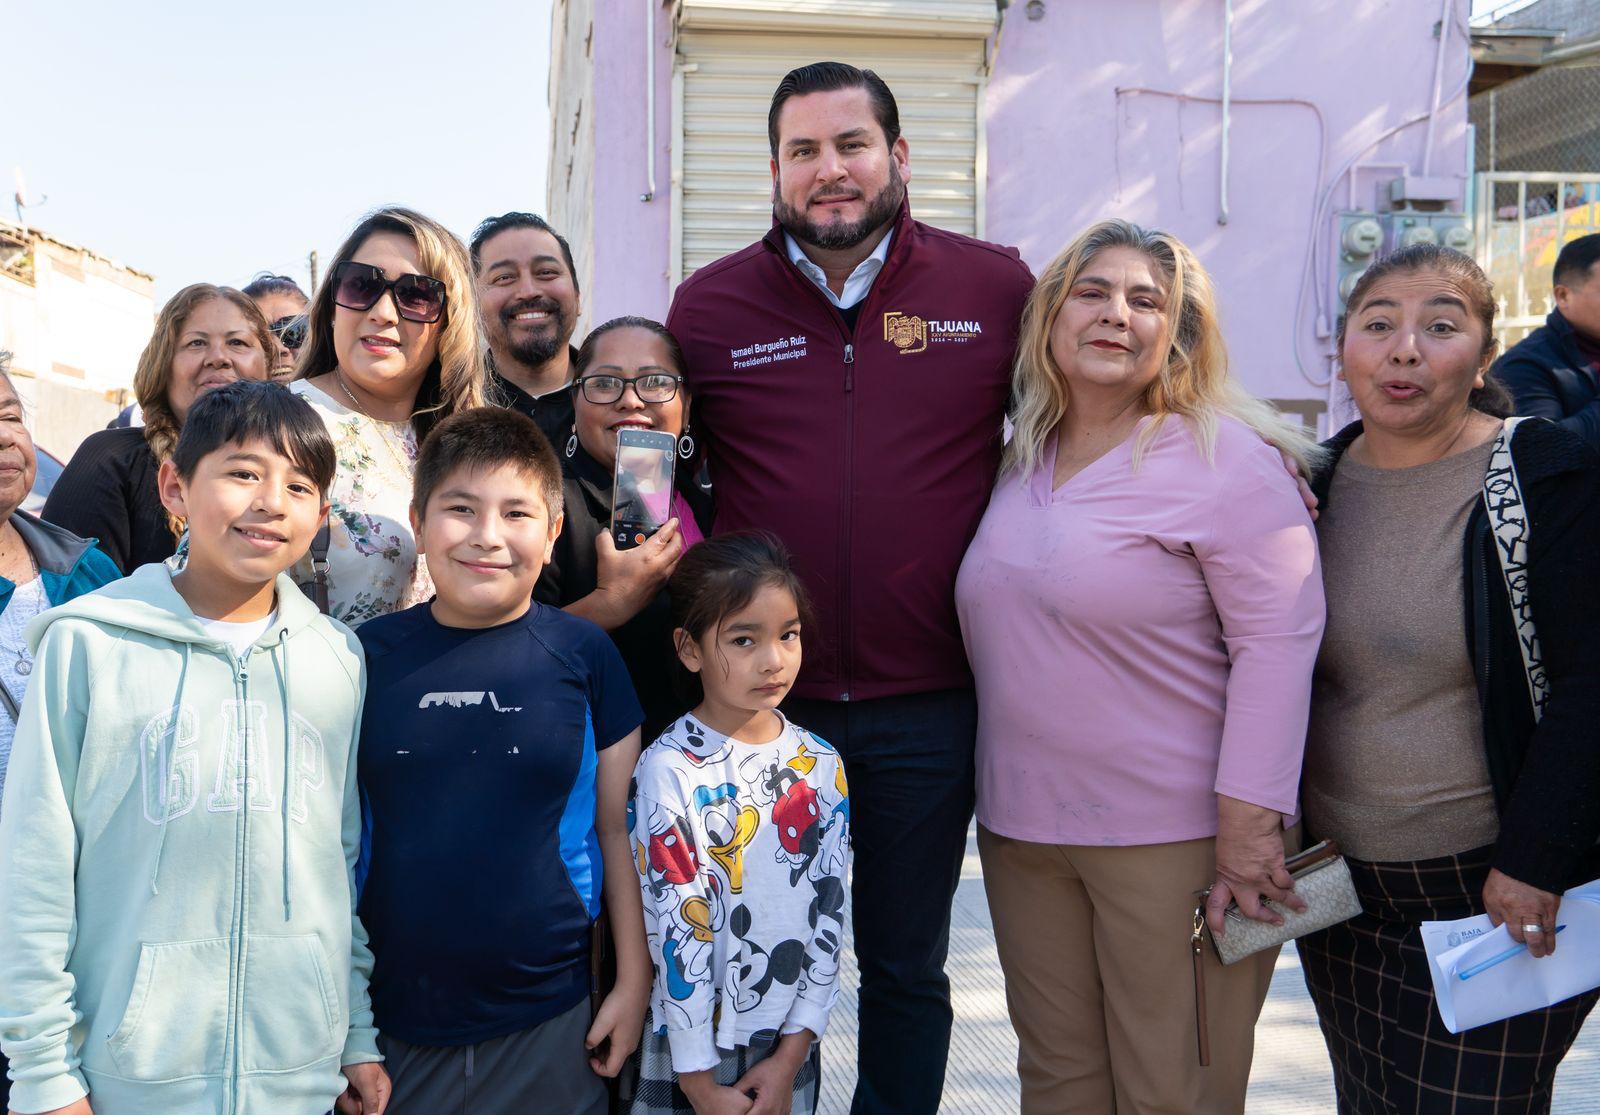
(574, 373, 682, 405)
(269, 314, 308, 351)
(330, 261, 447, 324)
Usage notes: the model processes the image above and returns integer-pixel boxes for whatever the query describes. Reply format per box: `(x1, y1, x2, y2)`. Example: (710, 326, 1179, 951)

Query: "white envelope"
(1422, 877, 1600, 1034)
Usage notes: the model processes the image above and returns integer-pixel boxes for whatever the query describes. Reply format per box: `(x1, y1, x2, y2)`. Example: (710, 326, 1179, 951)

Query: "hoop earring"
(564, 431, 578, 458)
(677, 430, 696, 459)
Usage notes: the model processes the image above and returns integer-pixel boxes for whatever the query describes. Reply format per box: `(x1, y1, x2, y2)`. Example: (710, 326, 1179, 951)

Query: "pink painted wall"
(574, 0, 1473, 423)
(586, 0, 676, 326)
(986, 0, 1472, 419)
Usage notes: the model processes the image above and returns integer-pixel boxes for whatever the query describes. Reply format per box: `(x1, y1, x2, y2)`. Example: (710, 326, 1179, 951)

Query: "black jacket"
(534, 444, 713, 741)
(489, 344, 579, 453)
(43, 427, 173, 574)
(1492, 309, 1600, 451)
(1312, 419, 1600, 892)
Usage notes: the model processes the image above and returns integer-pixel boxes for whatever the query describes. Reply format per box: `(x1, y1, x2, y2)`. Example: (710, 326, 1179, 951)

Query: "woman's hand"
(1206, 794, 1306, 935)
(584, 519, 685, 630)
(1278, 448, 1319, 520)
(1484, 868, 1563, 959)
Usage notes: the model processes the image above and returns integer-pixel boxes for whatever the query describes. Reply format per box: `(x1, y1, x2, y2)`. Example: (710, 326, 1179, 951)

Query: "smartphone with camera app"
(610, 428, 678, 550)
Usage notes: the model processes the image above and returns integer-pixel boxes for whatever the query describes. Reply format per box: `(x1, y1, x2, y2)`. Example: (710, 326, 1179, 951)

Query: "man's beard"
(774, 166, 904, 252)
(498, 297, 572, 369)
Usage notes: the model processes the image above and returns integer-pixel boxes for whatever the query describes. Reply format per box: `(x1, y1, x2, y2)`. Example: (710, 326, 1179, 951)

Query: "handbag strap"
(1191, 901, 1211, 1067)
(298, 522, 333, 616)
(1482, 416, 1548, 723)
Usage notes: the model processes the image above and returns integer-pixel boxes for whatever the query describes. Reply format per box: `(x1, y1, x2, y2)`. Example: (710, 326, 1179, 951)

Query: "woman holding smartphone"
(537, 316, 710, 739)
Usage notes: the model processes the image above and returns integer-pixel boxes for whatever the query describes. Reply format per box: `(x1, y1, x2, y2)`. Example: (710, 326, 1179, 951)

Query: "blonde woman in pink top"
(955, 219, 1325, 1114)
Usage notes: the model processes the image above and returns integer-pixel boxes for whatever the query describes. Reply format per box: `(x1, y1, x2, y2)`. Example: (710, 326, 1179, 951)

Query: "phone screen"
(611, 430, 677, 550)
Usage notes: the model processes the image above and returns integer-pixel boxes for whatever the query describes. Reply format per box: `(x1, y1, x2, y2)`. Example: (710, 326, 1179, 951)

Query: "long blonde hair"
(295, 206, 487, 440)
(134, 284, 276, 466)
(1005, 219, 1319, 478)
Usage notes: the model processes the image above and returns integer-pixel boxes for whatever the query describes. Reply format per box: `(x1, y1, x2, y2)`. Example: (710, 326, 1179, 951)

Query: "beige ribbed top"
(1303, 437, 1501, 863)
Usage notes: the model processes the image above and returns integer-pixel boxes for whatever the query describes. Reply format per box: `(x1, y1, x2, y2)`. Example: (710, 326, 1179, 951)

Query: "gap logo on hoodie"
(139, 704, 327, 824)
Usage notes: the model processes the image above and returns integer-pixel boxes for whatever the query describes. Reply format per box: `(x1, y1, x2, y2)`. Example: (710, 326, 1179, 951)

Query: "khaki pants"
(978, 825, 1289, 1115)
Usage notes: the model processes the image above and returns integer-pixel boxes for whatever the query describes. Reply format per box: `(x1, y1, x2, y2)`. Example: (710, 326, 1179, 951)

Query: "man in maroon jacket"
(667, 62, 1034, 1113)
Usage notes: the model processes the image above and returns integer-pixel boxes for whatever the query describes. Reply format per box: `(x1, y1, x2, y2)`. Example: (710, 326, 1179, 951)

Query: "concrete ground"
(818, 826, 1599, 1113)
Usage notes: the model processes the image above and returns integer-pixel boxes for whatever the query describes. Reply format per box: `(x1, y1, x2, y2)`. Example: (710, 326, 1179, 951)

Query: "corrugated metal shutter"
(676, 0, 997, 37)
(672, 27, 990, 284)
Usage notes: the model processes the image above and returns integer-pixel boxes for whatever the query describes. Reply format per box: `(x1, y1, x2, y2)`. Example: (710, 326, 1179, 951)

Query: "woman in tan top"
(1300, 244, 1600, 1114)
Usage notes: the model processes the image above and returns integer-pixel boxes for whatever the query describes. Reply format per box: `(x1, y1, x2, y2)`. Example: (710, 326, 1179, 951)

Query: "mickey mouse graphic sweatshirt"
(631, 712, 850, 1072)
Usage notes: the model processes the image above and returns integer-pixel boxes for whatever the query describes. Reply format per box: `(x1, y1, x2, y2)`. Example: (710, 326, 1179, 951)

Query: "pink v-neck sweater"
(955, 415, 1324, 846)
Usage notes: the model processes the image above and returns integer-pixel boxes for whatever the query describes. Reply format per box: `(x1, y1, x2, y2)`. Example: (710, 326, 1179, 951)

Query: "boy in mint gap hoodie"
(0, 381, 391, 1115)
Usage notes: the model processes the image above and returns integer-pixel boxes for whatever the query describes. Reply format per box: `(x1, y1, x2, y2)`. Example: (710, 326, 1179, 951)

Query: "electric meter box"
(1334, 210, 1474, 309)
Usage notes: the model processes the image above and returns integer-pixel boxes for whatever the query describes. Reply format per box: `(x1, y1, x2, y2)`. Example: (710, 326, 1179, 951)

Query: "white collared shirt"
(784, 230, 893, 310)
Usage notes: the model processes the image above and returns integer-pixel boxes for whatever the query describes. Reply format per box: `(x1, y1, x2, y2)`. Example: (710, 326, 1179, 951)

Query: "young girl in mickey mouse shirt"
(624, 532, 849, 1115)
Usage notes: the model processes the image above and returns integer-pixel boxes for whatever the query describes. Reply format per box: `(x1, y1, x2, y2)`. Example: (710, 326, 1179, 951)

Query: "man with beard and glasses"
(665, 61, 1034, 1115)
(471, 212, 582, 448)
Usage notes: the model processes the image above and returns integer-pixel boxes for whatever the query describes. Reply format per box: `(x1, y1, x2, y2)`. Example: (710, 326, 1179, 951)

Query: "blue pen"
(1458, 925, 1566, 981)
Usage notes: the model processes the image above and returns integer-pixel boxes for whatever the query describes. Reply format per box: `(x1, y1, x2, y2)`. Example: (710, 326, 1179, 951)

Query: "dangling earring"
(565, 430, 578, 458)
(677, 427, 696, 459)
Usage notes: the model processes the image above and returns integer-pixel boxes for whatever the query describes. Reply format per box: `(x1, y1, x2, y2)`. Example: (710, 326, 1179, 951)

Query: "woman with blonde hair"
(46, 283, 273, 572)
(291, 206, 488, 627)
(955, 219, 1326, 1113)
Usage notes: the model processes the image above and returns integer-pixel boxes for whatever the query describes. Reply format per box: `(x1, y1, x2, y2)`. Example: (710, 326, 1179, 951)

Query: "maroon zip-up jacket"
(667, 200, 1035, 701)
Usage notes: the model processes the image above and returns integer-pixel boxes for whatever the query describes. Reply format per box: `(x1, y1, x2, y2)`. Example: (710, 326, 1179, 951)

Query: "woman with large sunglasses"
(243, 272, 311, 382)
(291, 206, 488, 628)
(535, 316, 711, 740)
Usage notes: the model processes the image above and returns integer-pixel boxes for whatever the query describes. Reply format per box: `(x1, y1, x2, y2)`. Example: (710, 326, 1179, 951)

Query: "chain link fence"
(1471, 0, 1600, 174)
(1472, 63, 1600, 175)
(1468, 1, 1600, 347)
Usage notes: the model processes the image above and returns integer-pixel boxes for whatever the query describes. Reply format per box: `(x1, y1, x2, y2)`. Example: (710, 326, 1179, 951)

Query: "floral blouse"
(289, 380, 433, 628)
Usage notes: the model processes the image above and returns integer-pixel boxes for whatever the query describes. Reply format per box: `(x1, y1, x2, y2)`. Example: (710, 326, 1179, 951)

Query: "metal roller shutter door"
(672, 29, 988, 284)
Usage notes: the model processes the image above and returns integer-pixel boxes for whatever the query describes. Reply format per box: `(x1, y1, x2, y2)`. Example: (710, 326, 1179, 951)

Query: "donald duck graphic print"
(629, 711, 850, 1072)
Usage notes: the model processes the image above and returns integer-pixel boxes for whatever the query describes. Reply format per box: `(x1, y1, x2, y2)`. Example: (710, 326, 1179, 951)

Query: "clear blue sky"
(3, 0, 1530, 304)
(7, 0, 552, 301)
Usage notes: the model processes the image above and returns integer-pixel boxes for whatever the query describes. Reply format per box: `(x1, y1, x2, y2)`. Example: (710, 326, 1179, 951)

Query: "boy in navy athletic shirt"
(356, 408, 649, 1115)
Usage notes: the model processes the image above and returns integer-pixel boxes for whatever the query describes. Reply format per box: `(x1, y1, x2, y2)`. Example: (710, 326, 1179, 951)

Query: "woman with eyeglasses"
(47, 283, 274, 572)
(291, 206, 488, 628)
(243, 272, 311, 382)
(535, 316, 710, 739)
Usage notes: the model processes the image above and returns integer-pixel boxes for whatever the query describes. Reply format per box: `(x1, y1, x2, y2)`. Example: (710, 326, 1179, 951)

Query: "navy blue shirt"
(356, 601, 644, 1046)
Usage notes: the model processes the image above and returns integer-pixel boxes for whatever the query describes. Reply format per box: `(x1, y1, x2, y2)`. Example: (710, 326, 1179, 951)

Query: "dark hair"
(1336, 243, 1513, 418)
(572, 316, 687, 381)
(1553, 233, 1600, 290)
(171, 380, 337, 494)
(469, 212, 580, 295)
(768, 61, 901, 159)
(412, 405, 564, 520)
(241, 273, 309, 303)
(668, 531, 813, 706)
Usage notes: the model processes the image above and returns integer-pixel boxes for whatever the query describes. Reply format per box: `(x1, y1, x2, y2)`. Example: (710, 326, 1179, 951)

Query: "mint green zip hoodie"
(0, 564, 380, 1115)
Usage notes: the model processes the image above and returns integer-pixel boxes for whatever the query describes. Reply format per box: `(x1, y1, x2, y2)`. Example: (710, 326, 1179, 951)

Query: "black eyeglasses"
(574, 373, 683, 405)
(330, 261, 447, 324)
(269, 314, 308, 351)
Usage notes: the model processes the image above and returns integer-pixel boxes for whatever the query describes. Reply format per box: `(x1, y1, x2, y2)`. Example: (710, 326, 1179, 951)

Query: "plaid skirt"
(1297, 843, 1597, 1115)
(616, 1015, 821, 1115)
